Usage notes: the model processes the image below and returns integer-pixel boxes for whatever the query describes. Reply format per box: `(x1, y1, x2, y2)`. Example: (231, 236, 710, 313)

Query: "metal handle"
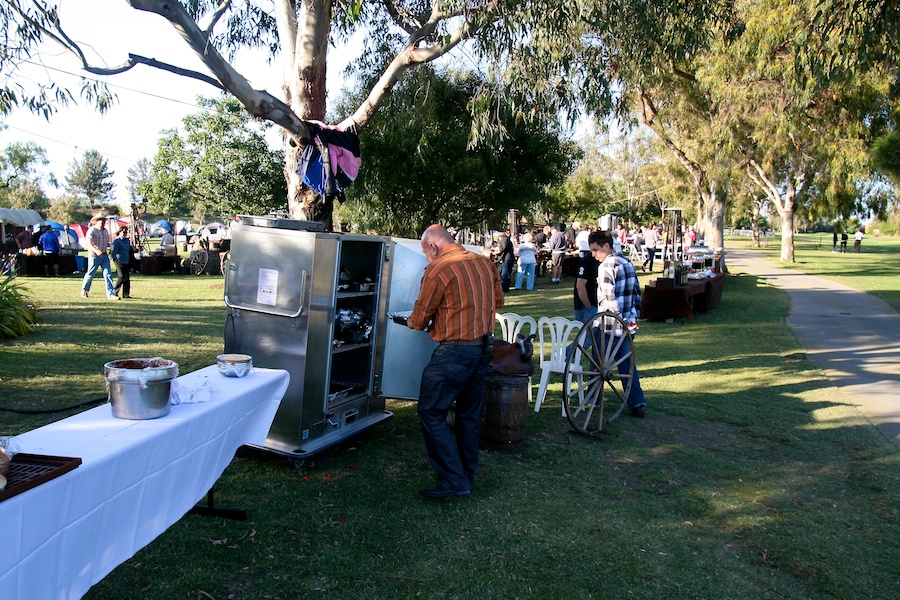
(224, 269, 307, 318)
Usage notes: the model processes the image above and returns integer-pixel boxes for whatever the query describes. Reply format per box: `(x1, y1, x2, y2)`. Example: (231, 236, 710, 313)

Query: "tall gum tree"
(4, 0, 551, 226)
(3, 1, 737, 228)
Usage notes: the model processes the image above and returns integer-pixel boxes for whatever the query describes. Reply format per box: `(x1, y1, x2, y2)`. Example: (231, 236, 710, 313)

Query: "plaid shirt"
(409, 244, 504, 342)
(86, 225, 110, 256)
(598, 253, 642, 326)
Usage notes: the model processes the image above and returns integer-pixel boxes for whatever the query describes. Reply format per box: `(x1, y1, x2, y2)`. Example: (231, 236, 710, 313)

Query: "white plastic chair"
(534, 316, 584, 413)
(495, 313, 538, 402)
(495, 312, 538, 343)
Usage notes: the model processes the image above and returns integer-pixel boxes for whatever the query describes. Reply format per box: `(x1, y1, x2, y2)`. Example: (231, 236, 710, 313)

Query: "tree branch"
(746, 159, 785, 213)
(350, 1, 501, 128)
(127, 0, 310, 141)
(202, 0, 233, 37)
(382, 0, 422, 34)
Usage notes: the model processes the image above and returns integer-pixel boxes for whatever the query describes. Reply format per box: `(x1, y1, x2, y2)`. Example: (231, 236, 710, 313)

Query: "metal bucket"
(104, 358, 179, 420)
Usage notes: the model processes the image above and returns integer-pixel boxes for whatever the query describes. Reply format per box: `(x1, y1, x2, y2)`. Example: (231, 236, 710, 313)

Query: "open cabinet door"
(380, 239, 439, 399)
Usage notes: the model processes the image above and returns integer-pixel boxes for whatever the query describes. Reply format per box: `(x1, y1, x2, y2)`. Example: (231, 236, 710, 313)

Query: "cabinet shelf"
(337, 291, 375, 299)
(331, 342, 370, 354)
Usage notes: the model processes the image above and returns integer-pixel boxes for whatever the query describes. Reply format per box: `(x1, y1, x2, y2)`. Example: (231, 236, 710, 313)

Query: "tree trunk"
(780, 184, 796, 262)
(751, 202, 761, 247)
(284, 0, 331, 227)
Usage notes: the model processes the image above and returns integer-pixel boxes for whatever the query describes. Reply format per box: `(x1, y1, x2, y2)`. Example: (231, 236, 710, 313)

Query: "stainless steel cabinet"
(223, 217, 434, 459)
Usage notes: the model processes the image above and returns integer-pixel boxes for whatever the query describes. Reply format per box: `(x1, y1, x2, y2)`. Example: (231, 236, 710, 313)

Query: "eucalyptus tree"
(4, 0, 735, 229)
(711, 0, 892, 262)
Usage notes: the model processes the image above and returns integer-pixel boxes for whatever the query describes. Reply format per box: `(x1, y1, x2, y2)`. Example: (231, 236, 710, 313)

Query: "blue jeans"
(574, 306, 598, 324)
(418, 342, 492, 490)
(515, 262, 535, 290)
(82, 252, 115, 296)
(592, 329, 645, 410)
(500, 259, 515, 292)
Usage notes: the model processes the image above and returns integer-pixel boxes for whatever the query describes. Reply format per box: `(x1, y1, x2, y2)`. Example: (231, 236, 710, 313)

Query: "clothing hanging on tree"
(294, 121, 361, 197)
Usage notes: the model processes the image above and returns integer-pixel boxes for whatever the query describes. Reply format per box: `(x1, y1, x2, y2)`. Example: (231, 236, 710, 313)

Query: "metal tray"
(0, 453, 82, 502)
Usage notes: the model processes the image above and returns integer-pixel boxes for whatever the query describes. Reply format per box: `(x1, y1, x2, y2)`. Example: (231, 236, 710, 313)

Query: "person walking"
(496, 230, 516, 293)
(641, 223, 659, 273)
(854, 228, 864, 253)
(111, 226, 134, 299)
(80, 215, 117, 300)
(832, 231, 838, 252)
(514, 232, 537, 291)
(589, 231, 647, 418)
(840, 232, 848, 253)
(548, 223, 567, 284)
(407, 224, 504, 498)
(38, 225, 61, 276)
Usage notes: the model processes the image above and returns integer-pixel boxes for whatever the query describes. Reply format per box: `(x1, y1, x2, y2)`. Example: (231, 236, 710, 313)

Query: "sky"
(1, 1, 355, 208)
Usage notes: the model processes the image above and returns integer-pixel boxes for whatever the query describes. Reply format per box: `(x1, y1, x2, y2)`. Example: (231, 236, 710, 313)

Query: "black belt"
(441, 334, 489, 346)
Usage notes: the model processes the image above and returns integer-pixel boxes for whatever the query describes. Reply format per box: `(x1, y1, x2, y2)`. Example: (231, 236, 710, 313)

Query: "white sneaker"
(107, 295, 120, 301)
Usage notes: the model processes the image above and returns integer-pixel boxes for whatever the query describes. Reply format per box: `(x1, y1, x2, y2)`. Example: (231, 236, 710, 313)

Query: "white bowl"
(216, 354, 253, 377)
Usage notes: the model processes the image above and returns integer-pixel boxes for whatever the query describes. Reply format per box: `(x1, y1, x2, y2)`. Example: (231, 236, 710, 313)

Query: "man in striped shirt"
(589, 230, 647, 418)
(408, 225, 504, 498)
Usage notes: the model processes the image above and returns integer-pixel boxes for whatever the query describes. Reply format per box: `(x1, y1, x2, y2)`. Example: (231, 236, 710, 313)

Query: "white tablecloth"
(0, 365, 289, 600)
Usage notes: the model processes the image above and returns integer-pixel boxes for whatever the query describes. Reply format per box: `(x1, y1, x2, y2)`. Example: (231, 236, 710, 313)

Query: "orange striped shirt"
(409, 244, 504, 342)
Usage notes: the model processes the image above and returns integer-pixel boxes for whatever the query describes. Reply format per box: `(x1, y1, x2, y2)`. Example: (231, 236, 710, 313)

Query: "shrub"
(0, 276, 37, 339)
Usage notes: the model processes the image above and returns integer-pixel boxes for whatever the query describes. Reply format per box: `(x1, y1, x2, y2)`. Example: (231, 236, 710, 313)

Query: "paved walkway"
(726, 248, 900, 444)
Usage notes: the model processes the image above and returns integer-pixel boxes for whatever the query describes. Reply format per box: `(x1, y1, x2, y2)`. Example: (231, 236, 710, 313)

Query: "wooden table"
(0, 366, 289, 599)
(639, 273, 726, 320)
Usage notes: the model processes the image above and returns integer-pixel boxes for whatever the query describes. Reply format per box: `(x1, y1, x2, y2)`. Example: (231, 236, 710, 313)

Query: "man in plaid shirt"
(589, 231, 647, 417)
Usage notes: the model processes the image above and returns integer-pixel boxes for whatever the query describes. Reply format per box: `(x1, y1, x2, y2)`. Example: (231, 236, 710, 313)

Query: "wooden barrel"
(480, 371, 528, 453)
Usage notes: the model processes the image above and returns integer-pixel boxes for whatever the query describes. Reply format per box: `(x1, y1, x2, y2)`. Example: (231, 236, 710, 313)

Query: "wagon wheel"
(562, 311, 636, 436)
(189, 250, 209, 275)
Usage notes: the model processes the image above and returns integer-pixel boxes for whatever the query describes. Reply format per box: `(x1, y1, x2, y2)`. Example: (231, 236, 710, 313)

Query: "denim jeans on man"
(417, 342, 492, 491)
(592, 328, 646, 410)
(500, 258, 515, 292)
(515, 262, 536, 290)
(82, 252, 115, 297)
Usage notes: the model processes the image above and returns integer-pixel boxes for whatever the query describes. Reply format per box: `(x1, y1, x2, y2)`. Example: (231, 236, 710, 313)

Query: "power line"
(22, 59, 207, 110)
(3, 124, 139, 163)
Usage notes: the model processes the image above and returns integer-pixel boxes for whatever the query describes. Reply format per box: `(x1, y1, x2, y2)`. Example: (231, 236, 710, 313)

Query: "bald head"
(421, 224, 455, 262)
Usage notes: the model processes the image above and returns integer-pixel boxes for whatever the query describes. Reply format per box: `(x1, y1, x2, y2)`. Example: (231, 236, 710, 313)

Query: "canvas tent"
(1, 208, 44, 248)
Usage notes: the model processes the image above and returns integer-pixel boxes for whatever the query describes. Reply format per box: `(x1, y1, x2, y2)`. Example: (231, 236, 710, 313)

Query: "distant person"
(832, 231, 838, 252)
(642, 223, 659, 273)
(840, 232, 848, 253)
(534, 226, 549, 277)
(15, 225, 33, 251)
(111, 226, 134, 299)
(496, 230, 516, 293)
(854, 228, 864, 253)
(80, 215, 117, 300)
(38, 226, 61, 276)
(573, 241, 599, 324)
(160, 228, 175, 247)
(548, 223, 567, 284)
(514, 232, 537, 291)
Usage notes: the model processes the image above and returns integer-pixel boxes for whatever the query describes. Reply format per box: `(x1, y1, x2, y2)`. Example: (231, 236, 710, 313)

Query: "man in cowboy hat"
(80, 214, 118, 299)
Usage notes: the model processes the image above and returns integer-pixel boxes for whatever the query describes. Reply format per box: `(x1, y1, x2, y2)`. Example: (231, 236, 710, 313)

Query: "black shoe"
(419, 486, 471, 498)
(631, 406, 646, 418)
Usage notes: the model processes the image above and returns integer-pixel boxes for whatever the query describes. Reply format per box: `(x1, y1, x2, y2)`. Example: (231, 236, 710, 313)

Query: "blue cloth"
(515, 262, 535, 290)
(82, 252, 115, 297)
(111, 237, 131, 264)
(417, 342, 492, 490)
(39, 230, 61, 253)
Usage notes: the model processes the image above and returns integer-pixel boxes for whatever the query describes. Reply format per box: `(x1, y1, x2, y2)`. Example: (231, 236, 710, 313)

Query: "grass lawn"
(727, 233, 900, 312)
(1, 257, 898, 599)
